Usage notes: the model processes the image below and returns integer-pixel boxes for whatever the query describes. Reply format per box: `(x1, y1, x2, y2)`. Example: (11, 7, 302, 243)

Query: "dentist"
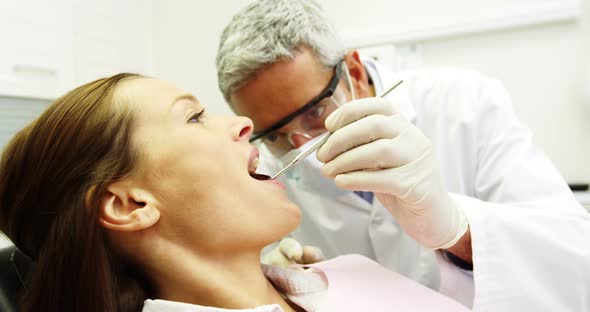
(215, 0, 590, 310)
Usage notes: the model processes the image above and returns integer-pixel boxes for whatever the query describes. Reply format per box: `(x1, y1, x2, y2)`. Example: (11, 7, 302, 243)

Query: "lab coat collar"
(362, 57, 417, 123)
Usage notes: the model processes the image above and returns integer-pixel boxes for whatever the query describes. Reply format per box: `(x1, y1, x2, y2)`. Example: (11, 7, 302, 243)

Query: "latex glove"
(262, 238, 326, 268)
(317, 97, 468, 249)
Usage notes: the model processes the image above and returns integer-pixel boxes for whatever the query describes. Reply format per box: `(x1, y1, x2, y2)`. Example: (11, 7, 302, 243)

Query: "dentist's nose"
(288, 132, 313, 148)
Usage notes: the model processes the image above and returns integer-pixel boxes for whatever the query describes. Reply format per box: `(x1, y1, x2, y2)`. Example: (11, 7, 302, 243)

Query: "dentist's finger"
(302, 246, 326, 264)
(262, 249, 292, 268)
(318, 113, 408, 163)
(333, 151, 433, 204)
(324, 97, 396, 132)
(279, 237, 303, 262)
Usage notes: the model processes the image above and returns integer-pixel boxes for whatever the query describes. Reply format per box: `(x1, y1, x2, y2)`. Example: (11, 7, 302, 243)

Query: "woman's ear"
(97, 182, 160, 232)
(344, 50, 372, 98)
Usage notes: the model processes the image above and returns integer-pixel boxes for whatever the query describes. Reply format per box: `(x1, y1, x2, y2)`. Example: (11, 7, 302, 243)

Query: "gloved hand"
(261, 238, 326, 268)
(317, 97, 468, 249)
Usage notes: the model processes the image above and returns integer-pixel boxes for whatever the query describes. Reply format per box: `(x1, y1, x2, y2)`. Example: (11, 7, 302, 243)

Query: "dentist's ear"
(344, 50, 372, 98)
(98, 183, 160, 232)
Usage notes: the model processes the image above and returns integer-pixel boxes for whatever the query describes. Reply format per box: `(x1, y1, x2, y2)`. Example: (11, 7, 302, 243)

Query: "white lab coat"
(259, 58, 590, 311)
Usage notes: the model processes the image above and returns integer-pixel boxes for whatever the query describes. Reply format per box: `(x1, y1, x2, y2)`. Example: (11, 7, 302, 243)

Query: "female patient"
(0, 74, 467, 311)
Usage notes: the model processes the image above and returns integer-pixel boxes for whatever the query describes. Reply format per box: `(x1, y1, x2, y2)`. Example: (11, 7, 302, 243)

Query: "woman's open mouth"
(248, 151, 271, 180)
(250, 172, 271, 180)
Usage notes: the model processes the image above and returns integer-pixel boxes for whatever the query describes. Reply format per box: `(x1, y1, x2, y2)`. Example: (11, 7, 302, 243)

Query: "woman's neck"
(145, 243, 297, 312)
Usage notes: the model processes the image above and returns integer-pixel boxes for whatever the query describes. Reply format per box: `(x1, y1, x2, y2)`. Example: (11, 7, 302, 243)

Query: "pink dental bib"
(307, 255, 469, 312)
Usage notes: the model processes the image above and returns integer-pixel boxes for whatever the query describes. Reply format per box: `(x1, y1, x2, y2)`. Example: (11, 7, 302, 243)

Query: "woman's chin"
(266, 203, 302, 242)
(282, 212, 302, 240)
(284, 202, 302, 230)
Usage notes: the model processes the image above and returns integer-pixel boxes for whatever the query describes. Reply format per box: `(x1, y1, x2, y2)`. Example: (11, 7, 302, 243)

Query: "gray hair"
(216, 0, 346, 104)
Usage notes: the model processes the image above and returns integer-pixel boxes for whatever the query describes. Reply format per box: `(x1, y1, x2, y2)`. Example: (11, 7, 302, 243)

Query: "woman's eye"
(188, 109, 206, 123)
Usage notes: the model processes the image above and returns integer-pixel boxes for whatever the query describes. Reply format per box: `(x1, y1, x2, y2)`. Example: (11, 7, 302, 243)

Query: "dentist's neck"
(369, 83, 376, 97)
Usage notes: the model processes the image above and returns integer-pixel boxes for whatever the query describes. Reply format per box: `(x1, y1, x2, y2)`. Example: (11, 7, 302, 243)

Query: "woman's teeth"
(248, 156, 270, 180)
(249, 156, 260, 174)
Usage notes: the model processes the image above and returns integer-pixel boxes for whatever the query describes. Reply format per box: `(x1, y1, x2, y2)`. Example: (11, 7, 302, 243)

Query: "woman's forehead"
(117, 78, 189, 110)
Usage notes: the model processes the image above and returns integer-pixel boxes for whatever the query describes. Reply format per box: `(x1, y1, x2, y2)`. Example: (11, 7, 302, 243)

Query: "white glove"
(317, 97, 468, 249)
(261, 238, 326, 268)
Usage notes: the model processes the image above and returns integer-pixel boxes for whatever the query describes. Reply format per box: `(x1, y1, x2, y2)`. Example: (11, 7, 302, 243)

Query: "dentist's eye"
(188, 109, 206, 123)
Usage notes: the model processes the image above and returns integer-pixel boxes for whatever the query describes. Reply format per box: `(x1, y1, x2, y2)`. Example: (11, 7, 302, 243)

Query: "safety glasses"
(250, 60, 353, 158)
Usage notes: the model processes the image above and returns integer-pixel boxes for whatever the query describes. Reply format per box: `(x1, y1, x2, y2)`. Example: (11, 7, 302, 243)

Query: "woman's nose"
(232, 116, 254, 141)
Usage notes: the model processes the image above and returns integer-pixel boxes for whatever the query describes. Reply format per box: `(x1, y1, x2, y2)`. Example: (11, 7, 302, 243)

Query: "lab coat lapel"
(362, 57, 417, 123)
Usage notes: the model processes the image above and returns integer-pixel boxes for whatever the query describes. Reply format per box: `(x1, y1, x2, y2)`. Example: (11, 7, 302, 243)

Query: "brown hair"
(0, 73, 152, 311)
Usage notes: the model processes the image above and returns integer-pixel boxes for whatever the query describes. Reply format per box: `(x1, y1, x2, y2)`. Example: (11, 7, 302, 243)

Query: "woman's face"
(120, 78, 300, 254)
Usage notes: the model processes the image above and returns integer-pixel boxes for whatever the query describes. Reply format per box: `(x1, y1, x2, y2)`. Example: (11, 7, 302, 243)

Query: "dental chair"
(0, 245, 32, 312)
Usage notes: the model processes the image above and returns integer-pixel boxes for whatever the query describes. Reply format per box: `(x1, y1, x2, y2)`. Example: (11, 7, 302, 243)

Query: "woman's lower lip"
(249, 173, 285, 189)
(265, 179, 285, 189)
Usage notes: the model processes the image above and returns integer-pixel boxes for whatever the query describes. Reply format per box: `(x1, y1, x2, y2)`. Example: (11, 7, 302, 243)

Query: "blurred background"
(0, 0, 589, 203)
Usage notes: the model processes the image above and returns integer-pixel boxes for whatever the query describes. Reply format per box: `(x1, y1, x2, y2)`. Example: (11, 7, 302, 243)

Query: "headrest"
(0, 245, 33, 312)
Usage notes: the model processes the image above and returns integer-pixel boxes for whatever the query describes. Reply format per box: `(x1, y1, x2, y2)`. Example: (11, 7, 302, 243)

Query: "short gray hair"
(216, 0, 346, 104)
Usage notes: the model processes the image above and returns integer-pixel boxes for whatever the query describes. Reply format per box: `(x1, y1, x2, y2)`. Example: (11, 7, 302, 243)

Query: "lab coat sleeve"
(457, 76, 590, 311)
(453, 193, 590, 312)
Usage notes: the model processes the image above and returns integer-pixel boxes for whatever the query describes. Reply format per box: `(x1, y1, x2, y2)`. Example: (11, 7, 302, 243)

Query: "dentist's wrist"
(444, 226, 472, 264)
(435, 204, 469, 250)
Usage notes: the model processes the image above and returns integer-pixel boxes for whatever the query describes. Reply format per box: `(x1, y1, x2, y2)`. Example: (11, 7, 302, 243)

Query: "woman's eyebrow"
(170, 94, 199, 109)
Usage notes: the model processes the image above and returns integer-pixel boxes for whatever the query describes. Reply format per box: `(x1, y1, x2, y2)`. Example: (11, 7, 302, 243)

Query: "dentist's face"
(230, 47, 335, 150)
(121, 78, 300, 254)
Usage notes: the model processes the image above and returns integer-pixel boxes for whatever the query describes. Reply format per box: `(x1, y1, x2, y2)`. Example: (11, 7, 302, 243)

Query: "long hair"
(0, 73, 153, 311)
